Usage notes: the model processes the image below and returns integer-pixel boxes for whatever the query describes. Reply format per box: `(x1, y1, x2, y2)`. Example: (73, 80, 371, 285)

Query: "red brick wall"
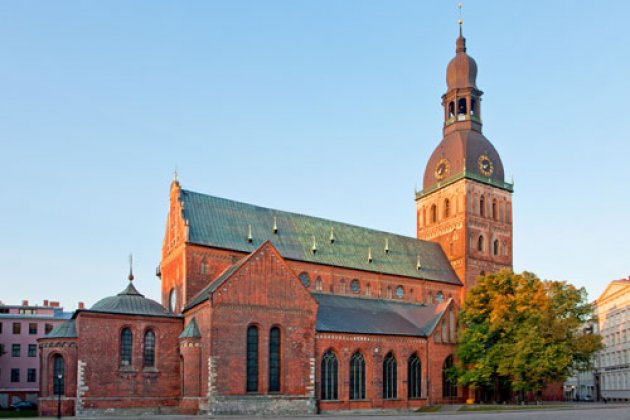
(38, 338, 78, 417)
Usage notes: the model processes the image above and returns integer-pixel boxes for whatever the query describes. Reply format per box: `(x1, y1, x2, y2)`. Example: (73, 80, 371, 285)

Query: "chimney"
(43, 299, 49, 306)
(78, 302, 85, 310)
(50, 301, 60, 308)
(22, 300, 29, 307)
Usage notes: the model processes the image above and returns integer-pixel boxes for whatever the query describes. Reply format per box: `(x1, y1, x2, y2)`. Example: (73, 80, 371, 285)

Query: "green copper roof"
(45, 320, 77, 338)
(179, 317, 201, 339)
(180, 190, 461, 286)
(90, 281, 178, 318)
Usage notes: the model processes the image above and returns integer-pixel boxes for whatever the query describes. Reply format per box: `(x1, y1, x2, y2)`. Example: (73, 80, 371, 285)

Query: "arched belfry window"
(492, 199, 497, 220)
(471, 97, 478, 116)
(431, 204, 437, 223)
(53, 355, 64, 395)
(408, 353, 421, 398)
(269, 327, 281, 392)
(444, 199, 450, 218)
(349, 352, 366, 400)
(457, 98, 467, 115)
(246, 325, 259, 392)
(321, 351, 338, 400)
(443, 355, 457, 399)
(448, 101, 455, 118)
(144, 330, 156, 367)
(479, 195, 486, 217)
(120, 328, 132, 366)
(383, 352, 397, 399)
(477, 235, 484, 253)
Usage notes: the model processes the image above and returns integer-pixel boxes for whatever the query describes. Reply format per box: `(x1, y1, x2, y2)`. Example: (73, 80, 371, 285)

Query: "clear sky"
(1, 1, 628, 310)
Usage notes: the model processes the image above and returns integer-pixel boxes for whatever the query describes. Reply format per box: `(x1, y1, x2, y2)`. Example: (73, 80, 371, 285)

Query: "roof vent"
(329, 227, 335, 244)
(311, 236, 318, 254)
(368, 247, 373, 263)
(416, 255, 422, 271)
(273, 217, 278, 234)
(384, 238, 389, 255)
(247, 224, 253, 243)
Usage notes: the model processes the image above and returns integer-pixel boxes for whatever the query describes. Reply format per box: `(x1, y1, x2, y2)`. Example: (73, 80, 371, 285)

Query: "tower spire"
(128, 254, 134, 282)
(458, 2, 463, 36)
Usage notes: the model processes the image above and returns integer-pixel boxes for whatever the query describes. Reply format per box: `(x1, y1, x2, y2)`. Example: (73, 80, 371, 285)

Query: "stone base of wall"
(78, 405, 180, 417)
(207, 395, 316, 415)
(179, 396, 202, 414)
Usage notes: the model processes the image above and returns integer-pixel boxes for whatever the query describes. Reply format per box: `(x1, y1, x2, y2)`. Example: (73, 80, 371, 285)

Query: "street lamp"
(56, 373, 63, 419)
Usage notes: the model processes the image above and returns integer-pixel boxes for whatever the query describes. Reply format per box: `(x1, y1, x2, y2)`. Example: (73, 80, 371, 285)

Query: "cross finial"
(128, 254, 134, 282)
(458, 2, 463, 35)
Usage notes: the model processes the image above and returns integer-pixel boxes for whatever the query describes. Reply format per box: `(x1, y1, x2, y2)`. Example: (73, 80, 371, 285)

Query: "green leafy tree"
(456, 270, 602, 401)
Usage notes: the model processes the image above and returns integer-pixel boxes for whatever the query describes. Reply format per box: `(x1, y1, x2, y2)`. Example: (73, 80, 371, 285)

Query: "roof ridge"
(312, 292, 429, 308)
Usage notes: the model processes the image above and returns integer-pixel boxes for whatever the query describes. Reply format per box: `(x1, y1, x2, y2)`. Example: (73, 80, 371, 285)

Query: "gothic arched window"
(436, 291, 445, 303)
(431, 204, 437, 223)
(383, 352, 397, 399)
(444, 199, 450, 218)
(53, 355, 64, 395)
(349, 352, 366, 400)
(479, 195, 486, 217)
(269, 327, 281, 392)
(493, 239, 499, 256)
(443, 355, 458, 399)
(246, 325, 259, 392)
(321, 351, 338, 401)
(144, 330, 156, 367)
(120, 328, 132, 367)
(477, 235, 484, 253)
(408, 353, 421, 398)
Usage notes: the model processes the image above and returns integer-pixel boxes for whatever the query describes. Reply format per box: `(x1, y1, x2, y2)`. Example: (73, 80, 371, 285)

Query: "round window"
(395, 286, 404, 299)
(298, 272, 311, 287)
(350, 279, 360, 293)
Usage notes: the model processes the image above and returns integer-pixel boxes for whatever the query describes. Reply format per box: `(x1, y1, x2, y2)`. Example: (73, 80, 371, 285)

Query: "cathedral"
(38, 25, 513, 416)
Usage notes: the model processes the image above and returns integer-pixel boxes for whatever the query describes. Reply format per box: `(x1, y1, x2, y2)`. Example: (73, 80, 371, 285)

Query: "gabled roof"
(179, 189, 461, 286)
(45, 320, 77, 339)
(597, 278, 630, 305)
(314, 293, 451, 337)
(179, 317, 201, 339)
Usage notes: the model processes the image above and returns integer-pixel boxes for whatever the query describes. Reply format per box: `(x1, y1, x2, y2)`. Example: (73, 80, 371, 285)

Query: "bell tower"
(416, 22, 513, 291)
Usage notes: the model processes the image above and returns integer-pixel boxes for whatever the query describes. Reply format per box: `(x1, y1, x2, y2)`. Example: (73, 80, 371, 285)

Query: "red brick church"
(38, 26, 513, 416)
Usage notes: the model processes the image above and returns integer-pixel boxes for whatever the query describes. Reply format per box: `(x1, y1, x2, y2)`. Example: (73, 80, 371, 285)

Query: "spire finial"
(128, 254, 134, 282)
(458, 2, 463, 35)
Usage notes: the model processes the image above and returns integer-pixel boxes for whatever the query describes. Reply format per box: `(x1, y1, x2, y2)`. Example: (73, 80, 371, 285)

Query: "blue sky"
(1, 1, 628, 309)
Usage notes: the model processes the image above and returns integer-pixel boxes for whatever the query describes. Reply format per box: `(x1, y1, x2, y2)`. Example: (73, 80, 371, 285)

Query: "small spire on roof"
(458, 2, 463, 35)
(416, 255, 422, 271)
(311, 236, 318, 254)
(329, 227, 335, 244)
(247, 224, 253, 243)
(273, 216, 278, 234)
(384, 238, 389, 255)
(368, 247, 373, 263)
(128, 254, 134, 281)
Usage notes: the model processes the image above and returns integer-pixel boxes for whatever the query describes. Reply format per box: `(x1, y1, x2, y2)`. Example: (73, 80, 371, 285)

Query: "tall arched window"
(492, 199, 497, 220)
(493, 239, 499, 256)
(477, 235, 484, 253)
(444, 199, 450, 218)
(269, 327, 281, 392)
(457, 98, 467, 115)
(120, 328, 132, 366)
(408, 353, 421, 398)
(431, 204, 437, 223)
(479, 195, 486, 217)
(349, 352, 366, 400)
(144, 330, 156, 367)
(246, 325, 259, 392)
(321, 351, 338, 401)
(53, 355, 64, 395)
(471, 98, 478, 116)
(383, 352, 397, 399)
(448, 101, 455, 118)
(442, 355, 457, 399)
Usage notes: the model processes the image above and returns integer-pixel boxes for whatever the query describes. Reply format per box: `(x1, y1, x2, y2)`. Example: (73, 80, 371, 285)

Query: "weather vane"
(458, 2, 463, 28)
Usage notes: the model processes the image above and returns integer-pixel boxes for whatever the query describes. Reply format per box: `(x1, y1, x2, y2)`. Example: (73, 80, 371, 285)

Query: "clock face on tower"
(434, 158, 450, 180)
(478, 154, 494, 177)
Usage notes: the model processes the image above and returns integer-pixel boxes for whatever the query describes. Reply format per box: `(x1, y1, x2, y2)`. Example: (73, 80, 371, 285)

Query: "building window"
(448, 101, 455, 118)
(27, 368, 36, 382)
(45, 324, 53, 334)
(29, 323, 37, 335)
(246, 325, 259, 392)
(53, 355, 64, 395)
(449, 308, 456, 343)
(477, 235, 484, 253)
(444, 199, 450, 218)
(28, 344, 37, 357)
(408, 353, 422, 398)
(383, 352, 397, 399)
(169, 288, 177, 312)
(321, 351, 339, 401)
(431, 204, 437, 223)
(457, 98, 467, 115)
(13, 322, 21, 334)
(349, 352, 366, 400)
(350, 279, 361, 293)
(442, 355, 457, 399)
(120, 328, 133, 367)
(199, 257, 209, 275)
(298, 272, 311, 288)
(479, 196, 485, 217)
(12, 344, 20, 357)
(11, 368, 19, 383)
(0, 322, 2, 333)
(436, 291, 444, 303)
(395, 286, 404, 299)
(493, 239, 499, 256)
(269, 327, 281, 392)
(144, 330, 156, 367)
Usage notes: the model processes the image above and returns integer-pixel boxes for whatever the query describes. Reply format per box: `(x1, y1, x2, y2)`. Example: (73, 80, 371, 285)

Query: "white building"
(595, 277, 630, 401)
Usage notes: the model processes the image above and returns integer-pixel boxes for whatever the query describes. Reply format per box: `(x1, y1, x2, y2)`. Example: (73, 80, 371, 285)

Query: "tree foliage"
(456, 270, 603, 395)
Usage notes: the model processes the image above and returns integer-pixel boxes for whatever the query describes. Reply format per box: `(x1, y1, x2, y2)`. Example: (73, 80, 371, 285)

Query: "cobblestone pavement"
(42, 404, 630, 420)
